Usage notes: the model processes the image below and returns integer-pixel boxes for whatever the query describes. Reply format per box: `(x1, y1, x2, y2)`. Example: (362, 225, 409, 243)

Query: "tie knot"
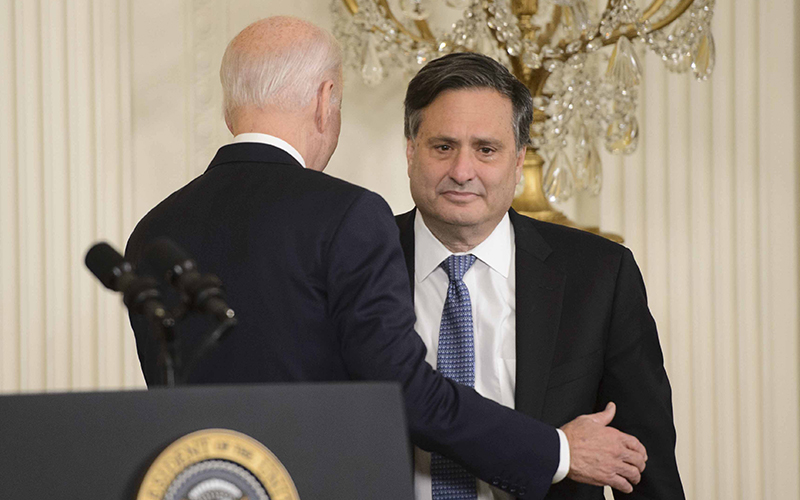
(440, 254, 476, 283)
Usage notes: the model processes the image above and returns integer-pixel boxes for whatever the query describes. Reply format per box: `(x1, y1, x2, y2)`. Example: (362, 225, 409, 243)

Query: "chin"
(436, 211, 484, 228)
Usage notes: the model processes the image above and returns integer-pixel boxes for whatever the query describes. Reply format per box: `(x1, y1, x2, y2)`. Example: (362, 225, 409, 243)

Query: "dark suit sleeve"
(600, 249, 685, 499)
(325, 191, 560, 499)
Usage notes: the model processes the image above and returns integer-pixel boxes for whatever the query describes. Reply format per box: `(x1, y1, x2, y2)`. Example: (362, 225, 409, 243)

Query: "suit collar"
(207, 142, 303, 172)
(230, 132, 307, 168)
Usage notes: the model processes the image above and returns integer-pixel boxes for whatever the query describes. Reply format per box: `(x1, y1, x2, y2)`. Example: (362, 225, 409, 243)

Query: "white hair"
(220, 21, 342, 120)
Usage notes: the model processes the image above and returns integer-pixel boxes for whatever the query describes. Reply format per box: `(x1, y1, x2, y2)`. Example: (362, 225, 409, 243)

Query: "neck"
(229, 106, 320, 168)
(420, 213, 498, 253)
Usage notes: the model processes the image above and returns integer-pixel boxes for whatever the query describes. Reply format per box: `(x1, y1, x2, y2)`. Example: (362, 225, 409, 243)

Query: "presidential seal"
(137, 429, 300, 500)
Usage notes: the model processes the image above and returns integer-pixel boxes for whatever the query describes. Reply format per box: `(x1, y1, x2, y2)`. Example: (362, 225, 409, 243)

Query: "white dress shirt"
(230, 132, 306, 168)
(412, 213, 569, 500)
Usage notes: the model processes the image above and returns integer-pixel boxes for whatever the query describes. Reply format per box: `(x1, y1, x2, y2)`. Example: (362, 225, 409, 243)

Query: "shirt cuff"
(552, 428, 570, 484)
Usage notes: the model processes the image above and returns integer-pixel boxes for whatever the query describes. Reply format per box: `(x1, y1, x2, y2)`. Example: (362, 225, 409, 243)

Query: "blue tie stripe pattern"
(431, 254, 478, 500)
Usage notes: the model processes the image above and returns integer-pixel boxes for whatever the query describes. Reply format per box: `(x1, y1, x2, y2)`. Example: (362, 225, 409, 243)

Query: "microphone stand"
(154, 315, 179, 387)
(132, 291, 180, 388)
(139, 290, 236, 387)
(119, 273, 181, 388)
(176, 317, 237, 385)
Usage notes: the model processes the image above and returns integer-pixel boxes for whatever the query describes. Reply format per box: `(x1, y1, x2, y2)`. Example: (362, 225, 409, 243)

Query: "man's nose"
(448, 150, 476, 184)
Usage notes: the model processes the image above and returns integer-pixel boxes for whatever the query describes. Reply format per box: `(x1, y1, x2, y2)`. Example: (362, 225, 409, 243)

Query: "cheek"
(486, 168, 518, 202)
(409, 161, 441, 194)
(408, 163, 431, 203)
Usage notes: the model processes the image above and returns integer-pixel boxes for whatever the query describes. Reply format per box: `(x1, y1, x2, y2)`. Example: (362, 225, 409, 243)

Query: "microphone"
(84, 242, 171, 324)
(143, 238, 236, 323)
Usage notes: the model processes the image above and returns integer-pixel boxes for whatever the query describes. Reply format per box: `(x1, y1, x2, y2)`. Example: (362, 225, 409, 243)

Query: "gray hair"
(220, 19, 342, 120)
(404, 52, 533, 151)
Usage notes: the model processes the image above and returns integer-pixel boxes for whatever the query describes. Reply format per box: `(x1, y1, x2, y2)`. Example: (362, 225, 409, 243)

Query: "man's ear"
(315, 79, 335, 133)
(515, 146, 526, 184)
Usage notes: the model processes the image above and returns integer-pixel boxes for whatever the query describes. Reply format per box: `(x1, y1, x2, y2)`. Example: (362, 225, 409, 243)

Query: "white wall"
(0, 1, 797, 498)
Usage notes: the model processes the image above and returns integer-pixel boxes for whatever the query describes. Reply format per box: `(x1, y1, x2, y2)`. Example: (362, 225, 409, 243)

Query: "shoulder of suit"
(295, 171, 395, 224)
(513, 211, 629, 258)
(240, 162, 387, 213)
(209, 148, 369, 198)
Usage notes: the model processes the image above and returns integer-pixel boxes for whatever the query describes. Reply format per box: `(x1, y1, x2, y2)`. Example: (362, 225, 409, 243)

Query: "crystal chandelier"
(333, 0, 715, 233)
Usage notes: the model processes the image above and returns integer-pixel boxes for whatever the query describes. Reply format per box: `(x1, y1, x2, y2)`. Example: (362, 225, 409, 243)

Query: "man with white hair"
(126, 17, 647, 500)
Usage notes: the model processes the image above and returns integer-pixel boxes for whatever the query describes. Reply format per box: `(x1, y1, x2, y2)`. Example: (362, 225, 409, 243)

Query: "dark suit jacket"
(396, 208, 685, 499)
(125, 143, 561, 499)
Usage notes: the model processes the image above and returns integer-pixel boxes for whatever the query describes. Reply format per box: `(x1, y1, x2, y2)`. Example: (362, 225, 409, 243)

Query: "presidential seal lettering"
(137, 429, 299, 500)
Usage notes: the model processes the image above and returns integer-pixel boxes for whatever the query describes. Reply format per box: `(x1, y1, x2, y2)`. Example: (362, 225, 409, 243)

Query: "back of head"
(404, 52, 533, 151)
(220, 16, 343, 121)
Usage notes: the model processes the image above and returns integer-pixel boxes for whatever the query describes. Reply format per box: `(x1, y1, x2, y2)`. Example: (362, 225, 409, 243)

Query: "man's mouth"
(441, 191, 479, 202)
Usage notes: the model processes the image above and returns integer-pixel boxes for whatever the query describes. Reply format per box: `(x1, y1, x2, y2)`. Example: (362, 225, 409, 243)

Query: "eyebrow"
(472, 137, 504, 150)
(425, 136, 459, 146)
(424, 136, 505, 149)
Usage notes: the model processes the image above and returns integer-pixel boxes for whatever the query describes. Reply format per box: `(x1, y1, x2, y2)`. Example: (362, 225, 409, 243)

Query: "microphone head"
(85, 242, 132, 291)
(144, 237, 196, 283)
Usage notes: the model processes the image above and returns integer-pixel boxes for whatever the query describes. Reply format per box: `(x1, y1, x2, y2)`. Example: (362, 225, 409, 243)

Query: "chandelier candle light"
(333, 0, 715, 239)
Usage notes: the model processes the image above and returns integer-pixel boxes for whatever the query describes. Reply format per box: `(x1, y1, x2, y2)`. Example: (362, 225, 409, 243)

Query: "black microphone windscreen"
(144, 237, 194, 279)
(85, 242, 126, 290)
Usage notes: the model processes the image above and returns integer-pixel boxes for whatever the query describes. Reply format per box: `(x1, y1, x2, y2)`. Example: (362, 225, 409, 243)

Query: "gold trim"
(342, 0, 358, 15)
(137, 429, 300, 500)
(602, 0, 696, 48)
(376, 0, 429, 43)
(642, 0, 668, 21)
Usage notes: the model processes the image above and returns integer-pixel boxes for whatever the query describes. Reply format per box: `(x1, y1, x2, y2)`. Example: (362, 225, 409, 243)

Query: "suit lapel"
(511, 210, 566, 419)
(395, 209, 416, 296)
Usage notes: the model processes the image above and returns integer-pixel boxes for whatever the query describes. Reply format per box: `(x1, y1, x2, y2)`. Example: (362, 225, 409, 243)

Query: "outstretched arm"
(326, 191, 649, 499)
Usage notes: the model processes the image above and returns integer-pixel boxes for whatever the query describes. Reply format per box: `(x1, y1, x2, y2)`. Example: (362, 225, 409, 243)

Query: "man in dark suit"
(126, 17, 647, 500)
(396, 53, 683, 499)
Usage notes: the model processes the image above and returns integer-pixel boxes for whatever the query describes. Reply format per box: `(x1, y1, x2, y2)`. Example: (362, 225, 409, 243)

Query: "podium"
(0, 382, 414, 499)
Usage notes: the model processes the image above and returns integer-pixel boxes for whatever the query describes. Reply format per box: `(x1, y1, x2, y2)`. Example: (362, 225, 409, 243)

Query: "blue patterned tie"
(431, 254, 478, 500)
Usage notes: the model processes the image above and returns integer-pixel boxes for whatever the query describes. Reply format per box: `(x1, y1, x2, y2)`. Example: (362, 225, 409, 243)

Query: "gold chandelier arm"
(342, 0, 359, 15)
(641, 0, 668, 21)
(600, 0, 695, 48)
(505, 48, 526, 80)
(414, 20, 436, 42)
(340, 0, 436, 44)
(648, 0, 694, 32)
(532, 67, 550, 96)
(375, 0, 432, 44)
(536, 5, 562, 48)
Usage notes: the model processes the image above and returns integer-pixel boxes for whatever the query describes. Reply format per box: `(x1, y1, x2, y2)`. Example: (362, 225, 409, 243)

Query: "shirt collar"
(230, 133, 307, 168)
(414, 212, 514, 282)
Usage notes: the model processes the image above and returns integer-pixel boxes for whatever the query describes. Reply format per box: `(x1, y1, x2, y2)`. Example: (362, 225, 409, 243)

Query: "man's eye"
(479, 147, 495, 154)
(435, 145, 452, 152)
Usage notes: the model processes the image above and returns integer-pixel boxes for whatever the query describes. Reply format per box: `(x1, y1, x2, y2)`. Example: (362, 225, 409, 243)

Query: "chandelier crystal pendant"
(333, 0, 716, 238)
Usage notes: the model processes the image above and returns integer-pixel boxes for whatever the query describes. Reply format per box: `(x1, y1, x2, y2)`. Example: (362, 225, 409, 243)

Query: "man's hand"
(561, 402, 648, 494)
